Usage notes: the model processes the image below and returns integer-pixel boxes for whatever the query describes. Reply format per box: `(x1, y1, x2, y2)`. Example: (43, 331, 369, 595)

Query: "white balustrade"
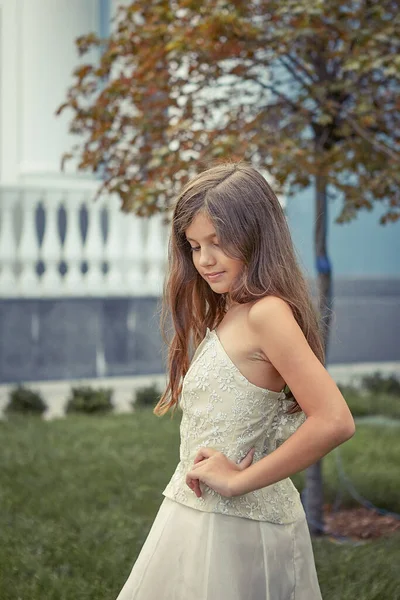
(0, 184, 169, 297)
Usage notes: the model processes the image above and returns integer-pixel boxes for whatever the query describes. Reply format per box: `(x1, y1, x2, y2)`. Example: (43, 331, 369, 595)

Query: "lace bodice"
(162, 327, 306, 524)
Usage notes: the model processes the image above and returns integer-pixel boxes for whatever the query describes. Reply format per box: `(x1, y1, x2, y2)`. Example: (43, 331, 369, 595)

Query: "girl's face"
(185, 212, 243, 294)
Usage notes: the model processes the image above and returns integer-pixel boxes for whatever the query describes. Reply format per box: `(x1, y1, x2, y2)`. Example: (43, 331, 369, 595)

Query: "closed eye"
(189, 243, 219, 252)
(190, 246, 200, 252)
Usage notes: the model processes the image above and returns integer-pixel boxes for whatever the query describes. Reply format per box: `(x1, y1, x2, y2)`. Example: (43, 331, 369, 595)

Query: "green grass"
(313, 535, 400, 600)
(0, 411, 399, 600)
(292, 424, 400, 513)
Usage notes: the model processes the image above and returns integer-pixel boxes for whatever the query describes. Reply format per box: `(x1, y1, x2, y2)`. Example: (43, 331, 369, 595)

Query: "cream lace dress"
(116, 328, 322, 600)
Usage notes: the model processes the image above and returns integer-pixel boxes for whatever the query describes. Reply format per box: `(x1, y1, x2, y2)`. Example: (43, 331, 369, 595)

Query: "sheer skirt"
(116, 497, 322, 600)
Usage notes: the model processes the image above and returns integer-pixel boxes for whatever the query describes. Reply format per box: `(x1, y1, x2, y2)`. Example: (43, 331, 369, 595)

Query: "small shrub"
(340, 385, 400, 419)
(66, 386, 113, 414)
(133, 383, 161, 409)
(361, 372, 400, 396)
(6, 385, 47, 416)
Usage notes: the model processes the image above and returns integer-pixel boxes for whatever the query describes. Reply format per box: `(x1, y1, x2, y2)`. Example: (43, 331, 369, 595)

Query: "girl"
(116, 162, 355, 600)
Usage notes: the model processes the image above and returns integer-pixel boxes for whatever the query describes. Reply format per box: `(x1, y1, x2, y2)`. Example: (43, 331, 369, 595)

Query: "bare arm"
(229, 296, 355, 496)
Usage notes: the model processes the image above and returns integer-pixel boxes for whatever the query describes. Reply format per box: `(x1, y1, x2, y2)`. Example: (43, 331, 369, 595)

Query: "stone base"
(0, 278, 399, 384)
(0, 297, 166, 383)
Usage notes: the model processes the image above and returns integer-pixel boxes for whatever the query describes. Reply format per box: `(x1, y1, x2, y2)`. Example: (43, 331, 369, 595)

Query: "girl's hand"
(185, 447, 255, 498)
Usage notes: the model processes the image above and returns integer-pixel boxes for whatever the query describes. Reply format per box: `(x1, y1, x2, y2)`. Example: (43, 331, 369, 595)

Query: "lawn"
(0, 411, 399, 600)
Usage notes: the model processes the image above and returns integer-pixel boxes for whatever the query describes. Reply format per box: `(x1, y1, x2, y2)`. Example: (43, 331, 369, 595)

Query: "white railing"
(0, 185, 170, 297)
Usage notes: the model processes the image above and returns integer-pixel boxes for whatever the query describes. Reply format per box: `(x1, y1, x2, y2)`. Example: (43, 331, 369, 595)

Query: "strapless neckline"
(206, 327, 285, 398)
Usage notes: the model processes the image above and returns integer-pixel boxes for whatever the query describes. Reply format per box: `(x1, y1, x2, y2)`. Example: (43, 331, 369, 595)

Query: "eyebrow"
(186, 233, 217, 242)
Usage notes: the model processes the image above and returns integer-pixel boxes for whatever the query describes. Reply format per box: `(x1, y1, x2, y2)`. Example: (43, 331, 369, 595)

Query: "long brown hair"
(154, 162, 324, 416)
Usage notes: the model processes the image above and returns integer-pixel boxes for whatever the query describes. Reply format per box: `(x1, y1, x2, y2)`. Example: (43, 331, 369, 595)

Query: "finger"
(194, 447, 217, 463)
(187, 469, 203, 482)
(193, 480, 202, 498)
(194, 454, 207, 465)
(186, 475, 202, 497)
(238, 447, 255, 470)
(186, 474, 196, 489)
(186, 469, 203, 488)
(190, 459, 208, 471)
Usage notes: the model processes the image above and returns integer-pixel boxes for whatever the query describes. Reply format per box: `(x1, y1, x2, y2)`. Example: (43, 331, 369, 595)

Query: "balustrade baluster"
(0, 188, 19, 295)
(61, 191, 85, 294)
(40, 191, 63, 292)
(17, 189, 41, 295)
(83, 195, 105, 294)
(124, 213, 144, 293)
(104, 198, 125, 294)
(146, 212, 168, 295)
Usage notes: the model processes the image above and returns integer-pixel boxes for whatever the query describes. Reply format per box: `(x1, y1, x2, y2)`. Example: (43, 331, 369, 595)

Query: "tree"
(58, 0, 400, 534)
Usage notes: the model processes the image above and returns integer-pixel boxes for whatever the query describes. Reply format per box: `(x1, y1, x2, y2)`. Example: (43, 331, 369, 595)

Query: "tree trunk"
(304, 172, 333, 536)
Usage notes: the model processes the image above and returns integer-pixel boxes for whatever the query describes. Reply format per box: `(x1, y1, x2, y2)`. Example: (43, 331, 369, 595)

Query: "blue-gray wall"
(287, 188, 400, 277)
(0, 298, 164, 384)
(0, 278, 399, 384)
(286, 187, 400, 366)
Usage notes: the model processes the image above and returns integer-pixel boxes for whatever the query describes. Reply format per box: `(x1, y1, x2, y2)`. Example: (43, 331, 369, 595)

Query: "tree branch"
(285, 53, 318, 84)
(278, 56, 318, 94)
(341, 113, 400, 161)
(247, 77, 316, 119)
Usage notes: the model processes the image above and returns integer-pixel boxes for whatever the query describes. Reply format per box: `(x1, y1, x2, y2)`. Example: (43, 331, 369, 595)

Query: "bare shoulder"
(247, 295, 304, 358)
(248, 295, 295, 330)
(246, 296, 354, 435)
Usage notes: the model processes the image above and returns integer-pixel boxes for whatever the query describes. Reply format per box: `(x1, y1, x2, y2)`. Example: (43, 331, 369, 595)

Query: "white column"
(0, 0, 20, 183)
(0, 188, 19, 294)
(18, 0, 99, 180)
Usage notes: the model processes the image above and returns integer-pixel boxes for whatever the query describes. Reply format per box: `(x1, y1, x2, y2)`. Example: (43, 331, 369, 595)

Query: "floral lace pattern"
(163, 328, 306, 524)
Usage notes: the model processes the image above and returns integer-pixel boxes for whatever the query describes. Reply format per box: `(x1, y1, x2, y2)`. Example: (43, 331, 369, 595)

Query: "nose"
(198, 248, 217, 268)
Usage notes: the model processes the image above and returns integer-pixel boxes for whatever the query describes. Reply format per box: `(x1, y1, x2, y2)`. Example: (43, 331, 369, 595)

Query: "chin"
(211, 284, 230, 293)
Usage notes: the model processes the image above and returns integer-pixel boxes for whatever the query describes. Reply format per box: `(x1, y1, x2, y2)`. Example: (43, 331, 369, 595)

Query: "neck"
(225, 295, 239, 311)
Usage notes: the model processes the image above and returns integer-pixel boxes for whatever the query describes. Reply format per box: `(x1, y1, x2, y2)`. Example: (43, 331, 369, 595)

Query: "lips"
(204, 271, 225, 280)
